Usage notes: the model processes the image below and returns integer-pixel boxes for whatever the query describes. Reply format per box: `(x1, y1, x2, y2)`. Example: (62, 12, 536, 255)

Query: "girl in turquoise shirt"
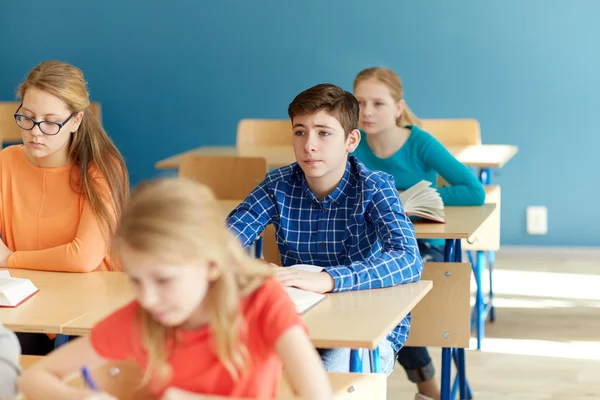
(352, 67, 484, 400)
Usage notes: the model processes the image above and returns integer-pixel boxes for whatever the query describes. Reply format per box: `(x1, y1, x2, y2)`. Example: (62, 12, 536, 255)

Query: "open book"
(0, 275, 39, 307)
(399, 180, 445, 223)
(284, 264, 326, 313)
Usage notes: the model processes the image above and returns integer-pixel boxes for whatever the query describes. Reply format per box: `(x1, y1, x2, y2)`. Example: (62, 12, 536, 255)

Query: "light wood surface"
(405, 262, 471, 348)
(237, 119, 293, 148)
(0, 270, 130, 334)
(155, 144, 518, 170)
(462, 185, 501, 251)
(178, 154, 268, 200)
(59, 280, 432, 351)
(421, 118, 481, 146)
(413, 204, 496, 240)
(304, 281, 432, 349)
(446, 144, 518, 169)
(20, 356, 386, 400)
(62, 293, 135, 336)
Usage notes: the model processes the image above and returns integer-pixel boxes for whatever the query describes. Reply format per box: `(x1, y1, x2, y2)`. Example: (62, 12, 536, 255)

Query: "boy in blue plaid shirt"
(227, 83, 423, 374)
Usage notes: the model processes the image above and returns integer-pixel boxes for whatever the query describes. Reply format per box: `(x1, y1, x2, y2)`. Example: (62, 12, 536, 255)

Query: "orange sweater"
(0, 145, 113, 272)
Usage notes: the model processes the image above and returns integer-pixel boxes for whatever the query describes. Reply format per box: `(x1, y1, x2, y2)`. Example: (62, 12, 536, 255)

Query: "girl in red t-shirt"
(19, 178, 332, 400)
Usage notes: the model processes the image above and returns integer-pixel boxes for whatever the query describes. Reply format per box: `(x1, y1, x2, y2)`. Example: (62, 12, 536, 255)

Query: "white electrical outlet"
(527, 206, 548, 235)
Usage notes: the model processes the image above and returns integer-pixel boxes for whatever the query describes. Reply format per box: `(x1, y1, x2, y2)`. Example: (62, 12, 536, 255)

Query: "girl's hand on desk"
(0, 240, 13, 267)
(273, 264, 334, 293)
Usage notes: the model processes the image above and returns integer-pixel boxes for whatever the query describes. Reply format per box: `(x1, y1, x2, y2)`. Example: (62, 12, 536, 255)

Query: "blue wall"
(1, 0, 598, 246)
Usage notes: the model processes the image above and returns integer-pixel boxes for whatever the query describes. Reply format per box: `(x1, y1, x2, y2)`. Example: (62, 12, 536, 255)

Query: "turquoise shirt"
(352, 125, 485, 246)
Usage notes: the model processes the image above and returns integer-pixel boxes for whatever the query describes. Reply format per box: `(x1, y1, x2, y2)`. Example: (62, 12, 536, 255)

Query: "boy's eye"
(375, 102, 384, 106)
(156, 278, 171, 285)
(294, 130, 305, 136)
(319, 131, 330, 136)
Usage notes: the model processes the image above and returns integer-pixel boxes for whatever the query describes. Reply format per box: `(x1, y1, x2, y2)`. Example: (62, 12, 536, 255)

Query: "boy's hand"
(272, 264, 335, 293)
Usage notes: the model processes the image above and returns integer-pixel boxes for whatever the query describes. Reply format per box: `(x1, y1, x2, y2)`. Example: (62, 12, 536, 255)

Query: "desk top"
(0, 270, 130, 334)
(305, 280, 432, 349)
(155, 144, 518, 170)
(58, 278, 432, 351)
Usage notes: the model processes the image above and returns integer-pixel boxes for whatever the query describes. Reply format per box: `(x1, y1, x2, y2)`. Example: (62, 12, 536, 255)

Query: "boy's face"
(292, 109, 360, 188)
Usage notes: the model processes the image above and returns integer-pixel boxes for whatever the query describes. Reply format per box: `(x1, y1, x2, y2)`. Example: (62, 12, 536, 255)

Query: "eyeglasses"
(13, 103, 76, 136)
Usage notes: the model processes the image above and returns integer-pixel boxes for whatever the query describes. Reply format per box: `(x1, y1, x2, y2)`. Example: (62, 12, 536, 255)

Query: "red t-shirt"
(90, 278, 305, 398)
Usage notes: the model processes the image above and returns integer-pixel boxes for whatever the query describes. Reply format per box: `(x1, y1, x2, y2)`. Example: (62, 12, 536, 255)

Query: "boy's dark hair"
(288, 83, 359, 138)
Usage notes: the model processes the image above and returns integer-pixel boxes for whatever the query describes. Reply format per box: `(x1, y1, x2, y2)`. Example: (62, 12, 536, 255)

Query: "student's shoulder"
(0, 145, 25, 166)
(409, 125, 444, 149)
(349, 156, 397, 192)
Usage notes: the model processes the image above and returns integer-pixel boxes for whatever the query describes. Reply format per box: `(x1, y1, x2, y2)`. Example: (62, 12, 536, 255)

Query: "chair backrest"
(0, 101, 102, 144)
(420, 118, 481, 147)
(405, 262, 471, 348)
(236, 119, 292, 149)
(178, 155, 268, 200)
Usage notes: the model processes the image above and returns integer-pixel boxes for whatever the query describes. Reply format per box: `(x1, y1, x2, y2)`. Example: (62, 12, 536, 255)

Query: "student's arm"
(275, 326, 333, 400)
(18, 336, 117, 400)
(326, 178, 423, 292)
(6, 199, 112, 272)
(420, 135, 485, 206)
(226, 180, 276, 248)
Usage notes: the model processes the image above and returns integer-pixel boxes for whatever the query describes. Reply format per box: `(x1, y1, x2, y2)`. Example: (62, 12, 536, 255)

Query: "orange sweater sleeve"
(7, 176, 116, 273)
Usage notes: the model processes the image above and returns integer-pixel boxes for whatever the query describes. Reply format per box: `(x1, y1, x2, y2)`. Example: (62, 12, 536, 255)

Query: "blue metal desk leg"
(455, 240, 469, 399)
(440, 239, 456, 400)
(54, 334, 69, 348)
(350, 349, 363, 373)
(371, 347, 381, 373)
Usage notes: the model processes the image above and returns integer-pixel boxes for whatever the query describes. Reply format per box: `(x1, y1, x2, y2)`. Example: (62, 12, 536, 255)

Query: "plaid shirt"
(226, 156, 423, 351)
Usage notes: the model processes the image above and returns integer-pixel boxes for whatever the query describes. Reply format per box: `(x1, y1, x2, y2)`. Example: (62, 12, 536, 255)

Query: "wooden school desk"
(0, 270, 130, 335)
(60, 281, 433, 375)
(20, 356, 388, 400)
(154, 144, 518, 171)
(413, 204, 496, 400)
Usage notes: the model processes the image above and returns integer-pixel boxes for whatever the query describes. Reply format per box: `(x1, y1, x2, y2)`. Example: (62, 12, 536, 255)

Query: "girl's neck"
(366, 125, 411, 158)
(22, 145, 70, 168)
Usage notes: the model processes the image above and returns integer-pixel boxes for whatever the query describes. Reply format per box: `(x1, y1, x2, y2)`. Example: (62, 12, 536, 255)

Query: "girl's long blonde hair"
(17, 60, 129, 270)
(114, 178, 272, 385)
(353, 67, 422, 128)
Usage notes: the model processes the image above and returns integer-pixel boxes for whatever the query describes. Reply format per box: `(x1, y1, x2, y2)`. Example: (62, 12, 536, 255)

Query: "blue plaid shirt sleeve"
(226, 180, 276, 248)
(326, 177, 423, 292)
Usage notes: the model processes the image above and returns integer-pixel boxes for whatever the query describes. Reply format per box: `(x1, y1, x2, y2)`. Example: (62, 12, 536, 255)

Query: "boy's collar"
(295, 158, 354, 205)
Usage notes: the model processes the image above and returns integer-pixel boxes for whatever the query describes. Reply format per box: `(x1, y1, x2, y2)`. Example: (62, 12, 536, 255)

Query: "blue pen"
(81, 366, 99, 391)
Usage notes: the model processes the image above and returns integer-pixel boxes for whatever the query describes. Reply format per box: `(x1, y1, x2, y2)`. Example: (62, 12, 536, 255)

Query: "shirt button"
(322, 209, 328, 213)
(320, 242, 325, 248)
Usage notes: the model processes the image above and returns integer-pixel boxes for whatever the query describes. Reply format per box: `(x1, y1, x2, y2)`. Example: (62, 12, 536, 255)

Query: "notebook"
(0, 274, 39, 307)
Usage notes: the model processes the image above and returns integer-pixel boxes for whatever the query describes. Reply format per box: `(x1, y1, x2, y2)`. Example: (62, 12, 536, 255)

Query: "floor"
(386, 249, 600, 399)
